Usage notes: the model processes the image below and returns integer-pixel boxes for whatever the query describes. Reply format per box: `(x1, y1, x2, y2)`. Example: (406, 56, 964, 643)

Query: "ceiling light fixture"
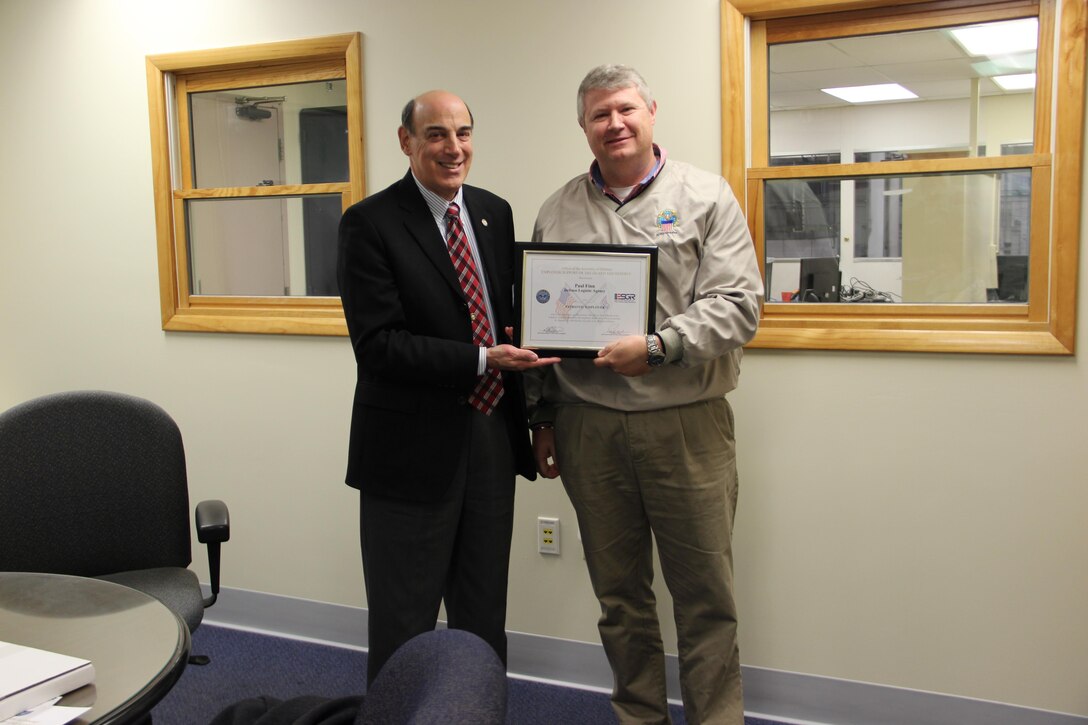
(950, 18, 1038, 56)
(821, 83, 918, 104)
(992, 73, 1037, 91)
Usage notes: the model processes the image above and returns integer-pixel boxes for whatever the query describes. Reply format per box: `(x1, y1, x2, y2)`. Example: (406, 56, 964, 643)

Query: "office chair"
(0, 390, 229, 659)
(359, 628, 507, 724)
(208, 629, 507, 725)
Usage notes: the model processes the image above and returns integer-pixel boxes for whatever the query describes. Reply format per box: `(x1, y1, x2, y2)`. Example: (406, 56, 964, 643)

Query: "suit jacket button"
(456, 396, 468, 406)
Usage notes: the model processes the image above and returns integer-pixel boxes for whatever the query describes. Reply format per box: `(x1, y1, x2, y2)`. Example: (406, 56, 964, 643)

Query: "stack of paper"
(0, 641, 95, 722)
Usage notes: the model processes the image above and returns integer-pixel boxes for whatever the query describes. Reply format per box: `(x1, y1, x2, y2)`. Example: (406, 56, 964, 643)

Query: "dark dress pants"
(359, 407, 515, 685)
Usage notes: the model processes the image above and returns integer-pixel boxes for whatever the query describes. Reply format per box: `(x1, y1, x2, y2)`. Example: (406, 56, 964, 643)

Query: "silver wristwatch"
(645, 334, 666, 367)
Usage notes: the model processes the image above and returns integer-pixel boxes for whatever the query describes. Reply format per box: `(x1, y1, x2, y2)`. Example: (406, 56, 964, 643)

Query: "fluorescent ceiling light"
(821, 83, 918, 103)
(950, 18, 1038, 56)
(993, 73, 1036, 91)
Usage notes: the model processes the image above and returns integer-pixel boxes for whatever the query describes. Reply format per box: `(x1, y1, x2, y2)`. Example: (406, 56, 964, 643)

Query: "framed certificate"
(514, 242, 658, 357)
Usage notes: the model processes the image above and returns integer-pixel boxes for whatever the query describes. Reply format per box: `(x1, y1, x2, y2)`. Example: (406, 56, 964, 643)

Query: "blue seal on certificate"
(535, 290, 551, 304)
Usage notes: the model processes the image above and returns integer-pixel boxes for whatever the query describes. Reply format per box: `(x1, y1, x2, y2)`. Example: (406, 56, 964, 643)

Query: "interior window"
(146, 34, 364, 335)
(725, 0, 1084, 354)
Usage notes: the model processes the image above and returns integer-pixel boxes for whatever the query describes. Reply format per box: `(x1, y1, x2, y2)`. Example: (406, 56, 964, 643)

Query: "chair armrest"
(196, 499, 230, 544)
(195, 499, 230, 608)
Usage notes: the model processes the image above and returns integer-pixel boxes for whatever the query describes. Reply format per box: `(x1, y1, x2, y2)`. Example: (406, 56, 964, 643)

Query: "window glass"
(187, 194, 343, 297)
(764, 168, 1030, 304)
(768, 19, 1037, 162)
(851, 161, 1031, 261)
(766, 154, 841, 259)
(190, 80, 348, 188)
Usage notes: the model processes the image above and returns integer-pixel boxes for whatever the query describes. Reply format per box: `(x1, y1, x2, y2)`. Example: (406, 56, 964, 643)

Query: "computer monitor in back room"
(797, 256, 841, 302)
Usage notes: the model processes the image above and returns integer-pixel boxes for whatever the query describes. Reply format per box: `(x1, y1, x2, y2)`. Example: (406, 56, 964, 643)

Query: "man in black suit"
(337, 90, 558, 684)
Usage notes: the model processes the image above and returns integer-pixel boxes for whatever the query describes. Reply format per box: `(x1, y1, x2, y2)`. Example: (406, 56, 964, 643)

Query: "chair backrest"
(0, 390, 192, 577)
(360, 629, 507, 725)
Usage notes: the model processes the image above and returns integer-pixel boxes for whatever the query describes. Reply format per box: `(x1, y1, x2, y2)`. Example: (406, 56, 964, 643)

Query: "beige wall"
(0, 0, 1085, 717)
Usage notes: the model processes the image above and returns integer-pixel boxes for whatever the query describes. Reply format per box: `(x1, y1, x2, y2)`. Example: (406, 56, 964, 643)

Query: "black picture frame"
(514, 242, 659, 358)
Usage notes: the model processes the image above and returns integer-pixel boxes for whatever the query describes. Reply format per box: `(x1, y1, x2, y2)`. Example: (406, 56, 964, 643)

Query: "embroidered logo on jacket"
(655, 209, 679, 236)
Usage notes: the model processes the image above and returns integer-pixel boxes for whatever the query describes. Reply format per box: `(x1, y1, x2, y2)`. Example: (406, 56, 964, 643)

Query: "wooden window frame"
(146, 34, 365, 336)
(722, 0, 1085, 354)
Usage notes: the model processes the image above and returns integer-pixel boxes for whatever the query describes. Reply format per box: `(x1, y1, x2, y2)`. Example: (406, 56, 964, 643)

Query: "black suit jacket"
(337, 171, 535, 501)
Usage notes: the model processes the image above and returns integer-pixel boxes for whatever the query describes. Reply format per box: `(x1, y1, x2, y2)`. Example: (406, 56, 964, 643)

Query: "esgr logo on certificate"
(614, 293, 637, 302)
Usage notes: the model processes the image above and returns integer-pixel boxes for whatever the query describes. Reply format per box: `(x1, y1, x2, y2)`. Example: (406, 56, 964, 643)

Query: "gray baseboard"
(202, 586, 1085, 725)
(740, 667, 1086, 725)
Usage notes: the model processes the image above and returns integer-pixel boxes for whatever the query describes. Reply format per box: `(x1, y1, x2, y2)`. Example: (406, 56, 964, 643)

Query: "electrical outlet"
(537, 516, 560, 555)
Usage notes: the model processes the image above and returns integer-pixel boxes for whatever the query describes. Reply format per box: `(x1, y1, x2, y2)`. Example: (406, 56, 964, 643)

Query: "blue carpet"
(151, 625, 780, 724)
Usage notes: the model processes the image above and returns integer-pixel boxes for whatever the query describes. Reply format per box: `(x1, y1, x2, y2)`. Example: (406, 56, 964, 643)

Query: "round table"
(0, 572, 190, 724)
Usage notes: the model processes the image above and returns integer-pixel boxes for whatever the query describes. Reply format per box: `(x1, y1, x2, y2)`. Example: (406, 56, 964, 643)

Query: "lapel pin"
(481, 218, 488, 227)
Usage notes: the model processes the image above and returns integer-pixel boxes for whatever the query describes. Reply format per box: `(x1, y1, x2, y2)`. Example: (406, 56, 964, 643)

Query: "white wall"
(0, 0, 1085, 718)
(771, 93, 1035, 159)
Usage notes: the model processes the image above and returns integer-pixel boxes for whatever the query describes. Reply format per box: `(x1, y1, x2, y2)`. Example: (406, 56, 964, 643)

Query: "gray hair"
(400, 95, 475, 135)
(576, 64, 654, 128)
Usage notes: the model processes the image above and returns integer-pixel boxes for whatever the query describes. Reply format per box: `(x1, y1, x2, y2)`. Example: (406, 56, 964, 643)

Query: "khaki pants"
(555, 399, 742, 725)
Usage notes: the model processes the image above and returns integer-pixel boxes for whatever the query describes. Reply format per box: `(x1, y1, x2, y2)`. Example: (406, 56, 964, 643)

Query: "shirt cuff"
(658, 327, 684, 364)
(478, 346, 488, 376)
(529, 403, 557, 429)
